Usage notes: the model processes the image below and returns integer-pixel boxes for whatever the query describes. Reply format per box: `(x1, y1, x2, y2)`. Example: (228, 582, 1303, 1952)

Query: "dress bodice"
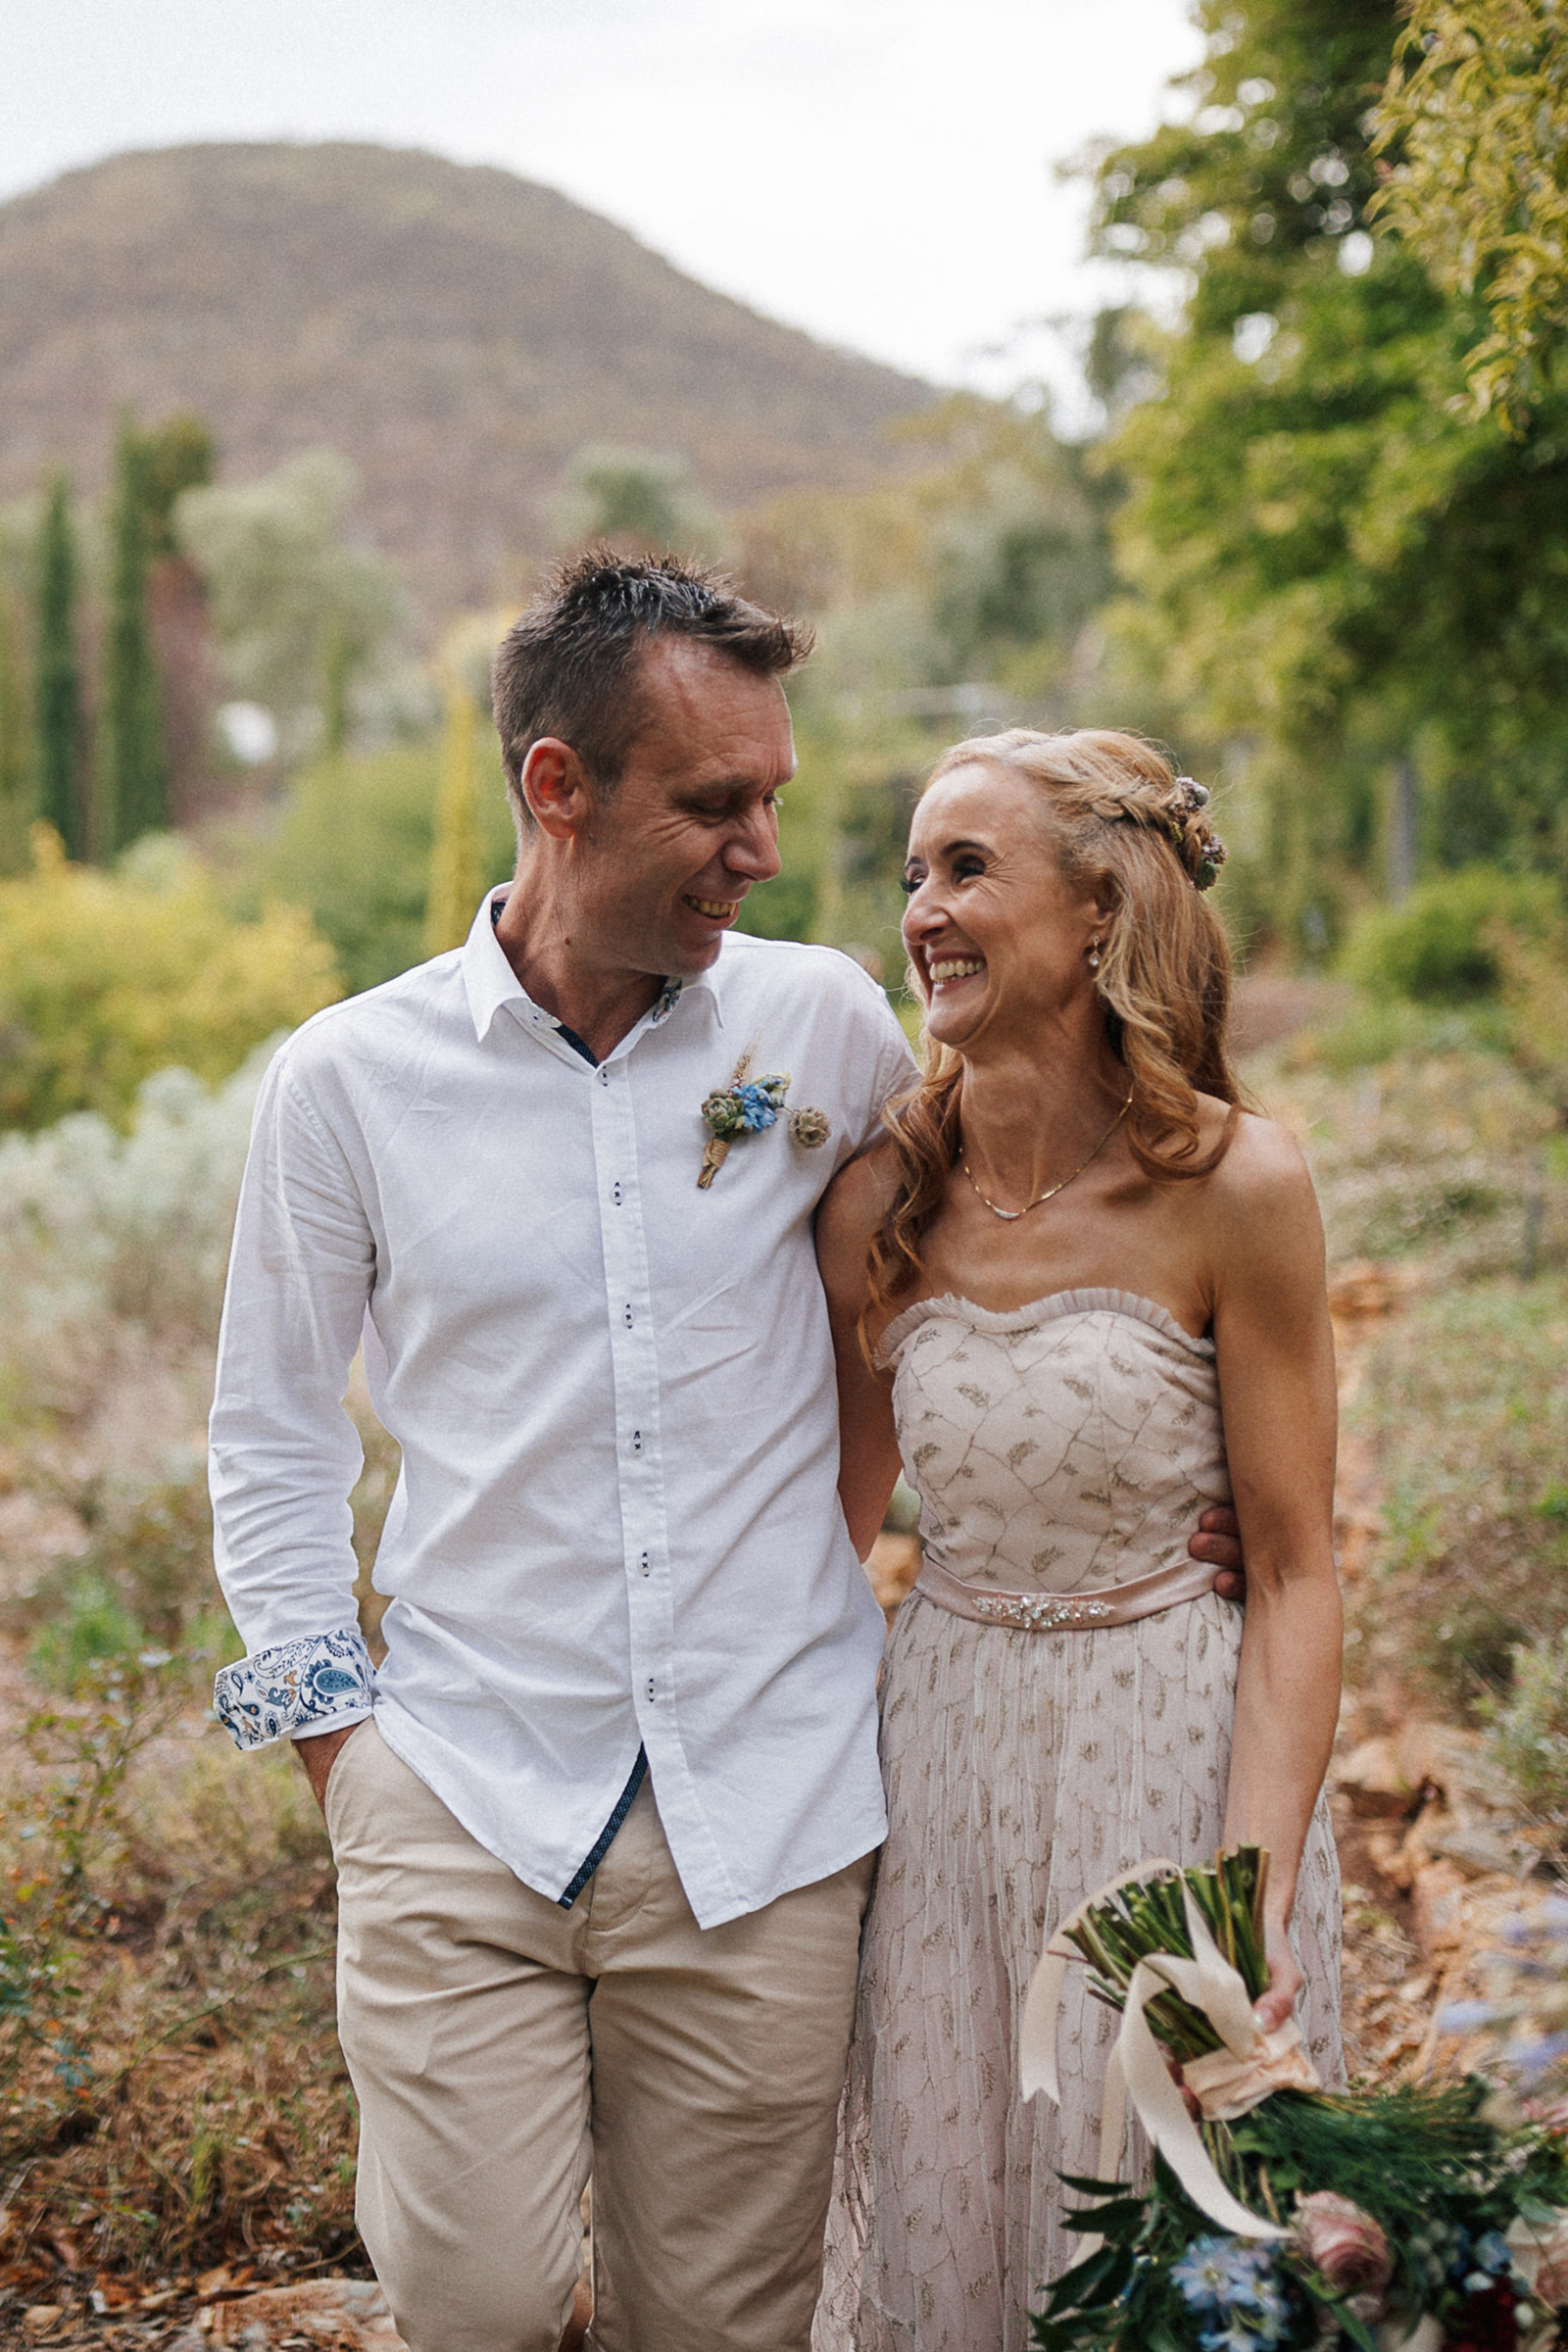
(879, 1287, 1231, 1597)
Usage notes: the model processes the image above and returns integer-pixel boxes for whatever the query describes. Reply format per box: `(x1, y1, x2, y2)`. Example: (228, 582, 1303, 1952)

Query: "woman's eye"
(900, 873, 922, 896)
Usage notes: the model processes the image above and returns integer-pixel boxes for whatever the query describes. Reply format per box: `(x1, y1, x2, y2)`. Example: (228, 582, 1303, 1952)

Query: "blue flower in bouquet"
(1200, 2318, 1284, 2352)
(1473, 2230, 1515, 2277)
(1173, 2238, 1283, 2328)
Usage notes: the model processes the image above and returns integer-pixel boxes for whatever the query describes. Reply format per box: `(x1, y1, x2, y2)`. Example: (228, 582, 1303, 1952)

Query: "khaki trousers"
(326, 1720, 873, 2352)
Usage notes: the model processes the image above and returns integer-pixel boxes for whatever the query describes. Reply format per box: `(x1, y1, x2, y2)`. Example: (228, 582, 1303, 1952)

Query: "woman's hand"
(1252, 1915, 1303, 2037)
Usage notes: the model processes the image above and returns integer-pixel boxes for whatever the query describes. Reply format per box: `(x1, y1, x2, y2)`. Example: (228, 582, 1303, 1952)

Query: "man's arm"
(209, 1048, 379, 1800)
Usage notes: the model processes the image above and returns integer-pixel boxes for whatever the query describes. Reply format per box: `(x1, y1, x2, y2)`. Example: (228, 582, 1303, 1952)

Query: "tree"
(0, 588, 28, 874)
(1371, 0, 1568, 429)
(175, 450, 401, 761)
(98, 412, 168, 853)
(424, 676, 486, 956)
(32, 472, 84, 861)
(555, 446, 718, 558)
(1088, 0, 1568, 943)
(136, 413, 216, 556)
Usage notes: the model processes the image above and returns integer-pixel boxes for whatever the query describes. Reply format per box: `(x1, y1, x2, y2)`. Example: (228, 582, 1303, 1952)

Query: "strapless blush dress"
(816, 1289, 1343, 2352)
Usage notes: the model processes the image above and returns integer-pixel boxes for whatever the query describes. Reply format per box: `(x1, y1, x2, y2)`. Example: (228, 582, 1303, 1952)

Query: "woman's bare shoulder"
(1204, 1103, 1314, 1201)
(1197, 1103, 1324, 1286)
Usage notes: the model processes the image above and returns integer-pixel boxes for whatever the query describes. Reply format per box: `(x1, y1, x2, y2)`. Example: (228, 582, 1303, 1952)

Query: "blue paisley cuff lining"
(214, 1627, 375, 1751)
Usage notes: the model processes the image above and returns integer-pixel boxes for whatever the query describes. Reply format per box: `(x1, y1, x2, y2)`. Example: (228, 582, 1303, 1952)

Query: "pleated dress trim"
(876, 1285, 1215, 1369)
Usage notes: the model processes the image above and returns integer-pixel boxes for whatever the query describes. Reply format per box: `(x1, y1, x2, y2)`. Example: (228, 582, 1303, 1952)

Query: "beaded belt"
(913, 1552, 1223, 1632)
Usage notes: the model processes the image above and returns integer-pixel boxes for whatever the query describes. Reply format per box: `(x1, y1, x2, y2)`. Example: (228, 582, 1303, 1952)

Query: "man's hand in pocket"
(294, 1721, 364, 1814)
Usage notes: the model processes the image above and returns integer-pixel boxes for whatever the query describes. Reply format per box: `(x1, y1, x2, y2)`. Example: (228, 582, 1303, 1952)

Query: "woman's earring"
(1088, 937, 1102, 973)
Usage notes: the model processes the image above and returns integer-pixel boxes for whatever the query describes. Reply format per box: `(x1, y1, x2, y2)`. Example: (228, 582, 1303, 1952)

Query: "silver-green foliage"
(0, 1048, 270, 1418)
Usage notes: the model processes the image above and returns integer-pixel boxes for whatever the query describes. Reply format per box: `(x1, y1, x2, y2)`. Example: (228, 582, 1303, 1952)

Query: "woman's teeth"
(929, 956, 985, 985)
(684, 895, 738, 920)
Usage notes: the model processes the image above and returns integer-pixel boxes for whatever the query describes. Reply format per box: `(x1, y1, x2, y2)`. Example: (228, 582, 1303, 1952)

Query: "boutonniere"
(697, 1050, 832, 1189)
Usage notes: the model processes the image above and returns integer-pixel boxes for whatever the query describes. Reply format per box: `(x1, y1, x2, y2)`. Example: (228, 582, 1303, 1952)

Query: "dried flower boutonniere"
(697, 1052, 831, 1188)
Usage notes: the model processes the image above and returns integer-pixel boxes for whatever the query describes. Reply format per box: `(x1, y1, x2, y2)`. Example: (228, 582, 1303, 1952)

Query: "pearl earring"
(1088, 937, 1102, 973)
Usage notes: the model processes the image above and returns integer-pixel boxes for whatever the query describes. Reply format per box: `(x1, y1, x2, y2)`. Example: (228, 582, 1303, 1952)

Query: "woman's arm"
(1207, 1118, 1342, 2032)
(814, 1149, 904, 1561)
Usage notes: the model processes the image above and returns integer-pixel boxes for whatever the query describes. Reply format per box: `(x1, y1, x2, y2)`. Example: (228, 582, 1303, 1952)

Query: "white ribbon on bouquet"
(1020, 1861, 1320, 2247)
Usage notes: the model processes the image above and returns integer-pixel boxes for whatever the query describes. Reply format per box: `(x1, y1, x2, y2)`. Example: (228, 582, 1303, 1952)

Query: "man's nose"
(722, 811, 782, 883)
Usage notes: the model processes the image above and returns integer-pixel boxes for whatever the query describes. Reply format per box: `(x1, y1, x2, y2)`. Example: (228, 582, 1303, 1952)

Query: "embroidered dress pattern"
(215, 1626, 374, 1748)
(815, 1289, 1343, 2352)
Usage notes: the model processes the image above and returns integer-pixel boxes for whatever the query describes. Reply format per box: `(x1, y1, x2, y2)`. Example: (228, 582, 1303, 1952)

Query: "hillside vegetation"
(0, 142, 932, 617)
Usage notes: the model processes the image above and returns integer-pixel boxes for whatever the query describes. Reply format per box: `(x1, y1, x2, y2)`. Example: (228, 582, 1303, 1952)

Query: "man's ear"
(519, 739, 593, 841)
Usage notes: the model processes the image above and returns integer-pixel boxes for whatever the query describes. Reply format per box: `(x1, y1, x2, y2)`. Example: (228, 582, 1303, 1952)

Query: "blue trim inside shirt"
(558, 1747, 650, 1909)
(490, 895, 651, 1907)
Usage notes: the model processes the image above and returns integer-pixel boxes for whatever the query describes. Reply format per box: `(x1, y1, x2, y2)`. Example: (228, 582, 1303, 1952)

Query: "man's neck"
(492, 875, 665, 1063)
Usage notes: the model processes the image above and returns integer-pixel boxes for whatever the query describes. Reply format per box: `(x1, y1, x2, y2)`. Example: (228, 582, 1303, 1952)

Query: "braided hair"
(864, 728, 1242, 1327)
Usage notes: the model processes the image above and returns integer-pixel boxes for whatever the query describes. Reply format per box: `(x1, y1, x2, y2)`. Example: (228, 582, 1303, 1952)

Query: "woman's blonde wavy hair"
(865, 727, 1243, 1324)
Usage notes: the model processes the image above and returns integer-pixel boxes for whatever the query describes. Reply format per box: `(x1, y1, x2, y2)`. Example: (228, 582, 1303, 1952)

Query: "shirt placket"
(589, 1050, 677, 1747)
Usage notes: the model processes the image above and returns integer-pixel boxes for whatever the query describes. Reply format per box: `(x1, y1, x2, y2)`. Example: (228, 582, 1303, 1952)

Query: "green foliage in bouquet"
(1062, 1848, 1271, 2063)
(1032, 1850, 1568, 2352)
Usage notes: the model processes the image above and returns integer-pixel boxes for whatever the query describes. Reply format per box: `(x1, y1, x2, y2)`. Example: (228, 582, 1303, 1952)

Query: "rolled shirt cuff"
(214, 1627, 375, 1751)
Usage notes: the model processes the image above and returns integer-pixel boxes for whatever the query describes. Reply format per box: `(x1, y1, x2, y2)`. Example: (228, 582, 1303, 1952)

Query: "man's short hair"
(491, 550, 811, 815)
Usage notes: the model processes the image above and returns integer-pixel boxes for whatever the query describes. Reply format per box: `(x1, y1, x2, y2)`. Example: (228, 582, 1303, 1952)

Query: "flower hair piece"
(1171, 776, 1227, 893)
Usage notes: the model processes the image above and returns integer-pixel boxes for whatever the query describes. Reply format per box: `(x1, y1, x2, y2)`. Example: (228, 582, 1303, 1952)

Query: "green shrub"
(237, 737, 516, 994)
(1339, 866, 1561, 1004)
(27, 1574, 145, 1693)
(0, 830, 339, 1130)
(1487, 1628, 1568, 1822)
(1343, 1270, 1568, 1712)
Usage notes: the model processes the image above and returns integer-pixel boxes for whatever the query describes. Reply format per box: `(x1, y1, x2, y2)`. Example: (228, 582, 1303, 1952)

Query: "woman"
(813, 730, 1343, 2352)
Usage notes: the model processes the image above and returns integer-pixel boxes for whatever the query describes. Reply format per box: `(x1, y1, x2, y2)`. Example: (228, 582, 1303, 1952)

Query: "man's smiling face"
(575, 637, 795, 981)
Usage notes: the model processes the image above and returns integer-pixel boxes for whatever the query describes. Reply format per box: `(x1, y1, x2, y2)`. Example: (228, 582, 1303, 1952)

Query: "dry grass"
(0, 1688, 358, 2297)
(0, 1001, 1563, 2329)
(1249, 1014, 1568, 1719)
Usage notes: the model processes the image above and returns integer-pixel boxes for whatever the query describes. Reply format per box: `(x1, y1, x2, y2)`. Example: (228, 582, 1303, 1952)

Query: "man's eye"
(954, 858, 985, 881)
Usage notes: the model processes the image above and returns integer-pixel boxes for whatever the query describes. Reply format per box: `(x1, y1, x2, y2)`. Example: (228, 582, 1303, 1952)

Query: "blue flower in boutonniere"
(698, 1060, 789, 1189)
(696, 1052, 833, 1188)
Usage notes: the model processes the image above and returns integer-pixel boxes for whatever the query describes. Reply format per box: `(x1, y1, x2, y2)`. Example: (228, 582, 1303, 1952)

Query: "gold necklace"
(959, 1092, 1134, 1222)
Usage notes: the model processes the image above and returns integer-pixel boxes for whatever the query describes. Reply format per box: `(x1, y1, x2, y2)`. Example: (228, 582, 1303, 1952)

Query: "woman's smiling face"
(901, 760, 1107, 1053)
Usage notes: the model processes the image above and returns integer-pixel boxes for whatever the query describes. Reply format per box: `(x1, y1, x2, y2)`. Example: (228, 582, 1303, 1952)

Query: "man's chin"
(668, 912, 740, 970)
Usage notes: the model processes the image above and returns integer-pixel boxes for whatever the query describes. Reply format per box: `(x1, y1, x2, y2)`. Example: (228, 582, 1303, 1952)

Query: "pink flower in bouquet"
(1294, 2192, 1394, 2303)
(1522, 2216, 1568, 2309)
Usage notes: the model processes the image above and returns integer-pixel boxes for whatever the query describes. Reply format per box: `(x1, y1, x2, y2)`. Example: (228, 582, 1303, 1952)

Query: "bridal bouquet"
(1021, 1850, 1568, 2352)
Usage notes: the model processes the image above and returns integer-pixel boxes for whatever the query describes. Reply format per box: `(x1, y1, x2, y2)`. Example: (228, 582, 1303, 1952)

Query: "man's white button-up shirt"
(210, 894, 916, 1929)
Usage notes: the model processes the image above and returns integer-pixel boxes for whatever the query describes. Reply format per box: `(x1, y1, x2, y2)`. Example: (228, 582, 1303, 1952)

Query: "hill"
(0, 142, 933, 618)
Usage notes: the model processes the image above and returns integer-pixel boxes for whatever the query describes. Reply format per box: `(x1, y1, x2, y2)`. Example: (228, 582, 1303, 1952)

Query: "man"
(210, 554, 1243, 2352)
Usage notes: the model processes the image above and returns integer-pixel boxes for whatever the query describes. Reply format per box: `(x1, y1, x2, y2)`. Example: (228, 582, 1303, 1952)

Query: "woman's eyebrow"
(910, 836, 990, 862)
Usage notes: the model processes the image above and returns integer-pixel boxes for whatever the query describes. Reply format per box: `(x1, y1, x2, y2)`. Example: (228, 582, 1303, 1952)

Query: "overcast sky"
(2, 0, 1202, 413)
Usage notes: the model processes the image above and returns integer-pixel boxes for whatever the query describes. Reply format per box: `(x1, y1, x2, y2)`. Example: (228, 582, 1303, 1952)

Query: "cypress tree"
(99, 412, 168, 854)
(33, 471, 84, 859)
(0, 588, 28, 874)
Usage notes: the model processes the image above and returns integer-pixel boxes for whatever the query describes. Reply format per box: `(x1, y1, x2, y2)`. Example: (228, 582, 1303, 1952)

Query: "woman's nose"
(903, 881, 944, 939)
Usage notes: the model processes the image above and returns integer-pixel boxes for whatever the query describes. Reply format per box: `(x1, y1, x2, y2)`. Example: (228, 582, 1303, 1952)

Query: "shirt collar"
(459, 891, 723, 1048)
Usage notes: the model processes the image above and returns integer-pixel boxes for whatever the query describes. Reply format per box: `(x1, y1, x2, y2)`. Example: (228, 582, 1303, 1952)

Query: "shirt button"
(640, 1552, 650, 1576)
(646, 1679, 656, 1700)
(631, 1430, 642, 1454)
(612, 1183, 623, 1206)
(623, 1303, 634, 1327)
(598, 1067, 609, 1086)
